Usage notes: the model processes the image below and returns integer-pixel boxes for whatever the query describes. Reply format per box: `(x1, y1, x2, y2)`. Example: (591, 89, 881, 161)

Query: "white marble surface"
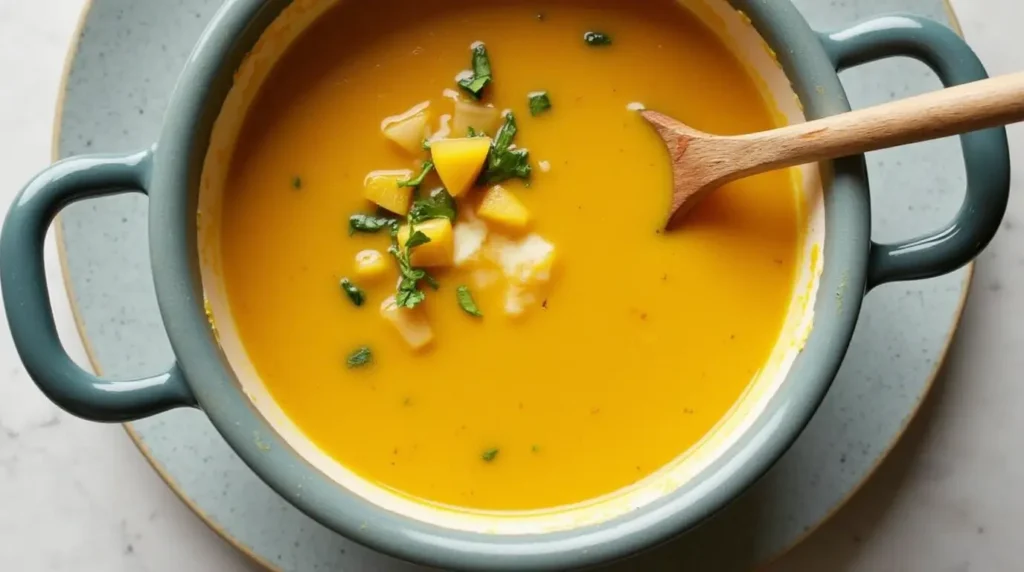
(0, 0, 1021, 570)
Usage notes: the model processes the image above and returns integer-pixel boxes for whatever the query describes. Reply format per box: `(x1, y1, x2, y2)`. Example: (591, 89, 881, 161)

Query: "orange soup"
(216, 0, 802, 510)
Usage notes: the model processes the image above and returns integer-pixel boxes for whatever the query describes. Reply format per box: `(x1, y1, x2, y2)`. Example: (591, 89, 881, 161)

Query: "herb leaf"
(340, 278, 365, 307)
(346, 346, 373, 368)
(409, 188, 457, 224)
(584, 31, 612, 46)
(291, 176, 302, 190)
(405, 230, 432, 249)
(396, 285, 426, 308)
(480, 112, 532, 184)
(482, 448, 500, 462)
(398, 161, 434, 188)
(457, 43, 493, 100)
(528, 91, 551, 116)
(349, 214, 396, 235)
(389, 222, 432, 309)
(456, 285, 483, 317)
(422, 272, 440, 290)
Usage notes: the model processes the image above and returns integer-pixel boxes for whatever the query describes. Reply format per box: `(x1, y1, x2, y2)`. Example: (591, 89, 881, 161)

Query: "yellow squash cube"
(353, 249, 390, 282)
(477, 185, 530, 230)
(380, 295, 434, 350)
(397, 218, 454, 267)
(381, 101, 431, 154)
(363, 170, 413, 215)
(430, 137, 492, 197)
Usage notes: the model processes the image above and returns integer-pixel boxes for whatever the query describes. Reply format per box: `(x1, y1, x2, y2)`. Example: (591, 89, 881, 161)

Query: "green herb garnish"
(531, 444, 540, 453)
(398, 161, 434, 188)
(340, 278, 365, 307)
(409, 188, 457, 224)
(480, 112, 531, 184)
(584, 31, 612, 46)
(482, 448, 500, 462)
(457, 43, 492, 100)
(348, 214, 396, 235)
(528, 91, 551, 116)
(388, 222, 435, 309)
(456, 285, 483, 317)
(291, 176, 302, 190)
(405, 230, 432, 249)
(422, 138, 432, 150)
(346, 346, 372, 368)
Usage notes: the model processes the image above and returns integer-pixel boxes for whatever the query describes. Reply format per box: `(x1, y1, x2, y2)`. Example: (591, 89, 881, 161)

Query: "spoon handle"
(727, 71, 1024, 176)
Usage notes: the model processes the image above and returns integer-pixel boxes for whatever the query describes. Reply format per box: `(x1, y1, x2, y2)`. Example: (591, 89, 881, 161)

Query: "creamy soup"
(215, 0, 803, 511)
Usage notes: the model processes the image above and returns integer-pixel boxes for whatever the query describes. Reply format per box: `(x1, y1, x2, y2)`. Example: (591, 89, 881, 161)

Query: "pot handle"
(0, 150, 196, 422)
(819, 15, 1010, 290)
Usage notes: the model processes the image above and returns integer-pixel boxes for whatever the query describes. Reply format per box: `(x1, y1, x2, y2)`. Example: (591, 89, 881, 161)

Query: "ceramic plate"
(55, 0, 968, 569)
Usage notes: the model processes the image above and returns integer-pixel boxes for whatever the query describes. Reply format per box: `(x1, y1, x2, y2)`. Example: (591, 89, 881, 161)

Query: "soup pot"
(1, 0, 1008, 569)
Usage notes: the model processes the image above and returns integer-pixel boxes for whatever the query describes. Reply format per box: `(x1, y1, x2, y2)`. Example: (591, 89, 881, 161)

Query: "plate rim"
(49, 1, 971, 570)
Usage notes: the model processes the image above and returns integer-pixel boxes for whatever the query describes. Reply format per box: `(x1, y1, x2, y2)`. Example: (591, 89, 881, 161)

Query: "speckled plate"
(55, 0, 968, 569)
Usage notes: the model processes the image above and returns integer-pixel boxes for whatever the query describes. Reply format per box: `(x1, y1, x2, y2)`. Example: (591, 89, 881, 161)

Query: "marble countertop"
(1, 0, 1021, 570)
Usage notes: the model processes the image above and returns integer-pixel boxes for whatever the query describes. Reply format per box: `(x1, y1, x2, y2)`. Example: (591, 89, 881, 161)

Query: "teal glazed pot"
(0, 0, 1009, 570)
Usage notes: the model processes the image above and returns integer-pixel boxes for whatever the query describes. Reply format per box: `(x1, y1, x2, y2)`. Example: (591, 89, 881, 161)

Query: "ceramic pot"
(1, 1, 1008, 569)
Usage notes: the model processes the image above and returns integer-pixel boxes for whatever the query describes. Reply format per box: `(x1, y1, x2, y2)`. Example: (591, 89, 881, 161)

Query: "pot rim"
(149, 0, 869, 569)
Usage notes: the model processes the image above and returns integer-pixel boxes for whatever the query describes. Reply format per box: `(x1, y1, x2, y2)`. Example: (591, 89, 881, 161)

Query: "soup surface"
(218, 0, 802, 510)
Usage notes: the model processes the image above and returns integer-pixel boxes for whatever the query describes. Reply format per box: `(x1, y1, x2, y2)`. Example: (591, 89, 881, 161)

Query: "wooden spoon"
(643, 72, 1024, 228)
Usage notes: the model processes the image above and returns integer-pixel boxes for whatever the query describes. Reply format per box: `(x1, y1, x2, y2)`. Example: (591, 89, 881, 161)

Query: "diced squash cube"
(453, 100, 501, 137)
(381, 101, 431, 154)
(396, 218, 454, 267)
(477, 185, 530, 230)
(363, 170, 413, 215)
(353, 249, 389, 282)
(430, 137, 492, 197)
(380, 295, 434, 350)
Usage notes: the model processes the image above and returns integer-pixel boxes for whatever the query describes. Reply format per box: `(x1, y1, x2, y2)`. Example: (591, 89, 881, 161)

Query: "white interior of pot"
(196, 0, 825, 534)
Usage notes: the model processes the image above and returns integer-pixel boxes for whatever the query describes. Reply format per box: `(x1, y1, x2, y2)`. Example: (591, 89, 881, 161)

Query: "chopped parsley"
(388, 223, 435, 309)
(479, 112, 531, 184)
(584, 31, 612, 46)
(466, 126, 487, 138)
(482, 448, 500, 462)
(398, 161, 434, 188)
(346, 346, 372, 368)
(531, 444, 540, 453)
(456, 285, 483, 317)
(405, 230, 432, 249)
(528, 91, 551, 116)
(340, 278, 365, 307)
(348, 214, 396, 235)
(291, 176, 302, 190)
(457, 43, 492, 100)
(409, 188, 457, 224)
(422, 138, 432, 150)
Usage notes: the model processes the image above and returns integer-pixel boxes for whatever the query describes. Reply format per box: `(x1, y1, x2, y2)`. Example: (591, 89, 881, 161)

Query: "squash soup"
(216, 0, 803, 511)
